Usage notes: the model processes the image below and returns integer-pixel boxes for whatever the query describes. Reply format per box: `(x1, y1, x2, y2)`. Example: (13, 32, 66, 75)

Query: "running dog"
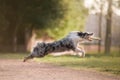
(23, 31, 100, 62)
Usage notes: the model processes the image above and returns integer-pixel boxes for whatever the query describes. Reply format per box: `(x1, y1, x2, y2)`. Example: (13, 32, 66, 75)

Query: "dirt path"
(0, 59, 119, 80)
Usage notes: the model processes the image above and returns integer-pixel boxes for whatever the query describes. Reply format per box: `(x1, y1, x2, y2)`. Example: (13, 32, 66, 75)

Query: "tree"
(85, 0, 119, 54)
(96, 0, 104, 53)
(84, 0, 106, 53)
(105, 0, 112, 54)
(0, 0, 65, 52)
(45, 0, 88, 39)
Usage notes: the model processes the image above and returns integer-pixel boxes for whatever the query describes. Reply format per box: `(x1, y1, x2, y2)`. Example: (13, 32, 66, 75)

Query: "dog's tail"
(23, 54, 34, 62)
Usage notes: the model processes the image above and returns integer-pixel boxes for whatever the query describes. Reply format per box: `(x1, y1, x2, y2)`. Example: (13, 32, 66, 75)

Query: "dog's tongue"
(90, 36, 101, 40)
(88, 37, 92, 41)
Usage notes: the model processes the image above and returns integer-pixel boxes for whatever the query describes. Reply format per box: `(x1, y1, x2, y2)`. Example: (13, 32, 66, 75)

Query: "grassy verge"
(0, 53, 27, 59)
(0, 52, 120, 75)
(35, 53, 120, 75)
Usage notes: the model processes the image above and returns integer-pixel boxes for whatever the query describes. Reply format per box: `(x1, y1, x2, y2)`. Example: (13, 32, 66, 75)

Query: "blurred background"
(0, 0, 120, 76)
(0, 0, 119, 54)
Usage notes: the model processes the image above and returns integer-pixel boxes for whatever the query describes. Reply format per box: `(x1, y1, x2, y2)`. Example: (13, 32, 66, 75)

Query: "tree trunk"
(98, 6, 103, 53)
(25, 24, 35, 52)
(13, 27, 18, 52)
(8, 19, 17, 52)
(105, 0, 112, 54)
(12, 15, 23, 52)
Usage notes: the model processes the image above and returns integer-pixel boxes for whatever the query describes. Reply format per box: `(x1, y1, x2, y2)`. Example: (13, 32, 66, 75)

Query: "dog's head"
(31, 43, 46, 57)
(77, 32, 93, 41)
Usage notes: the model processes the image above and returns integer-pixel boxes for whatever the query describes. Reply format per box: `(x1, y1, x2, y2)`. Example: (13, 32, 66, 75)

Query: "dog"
(23, 31, 99, 62)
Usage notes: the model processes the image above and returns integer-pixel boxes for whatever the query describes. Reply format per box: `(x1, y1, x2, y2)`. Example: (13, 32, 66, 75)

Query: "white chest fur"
(67, 32, 83, 47)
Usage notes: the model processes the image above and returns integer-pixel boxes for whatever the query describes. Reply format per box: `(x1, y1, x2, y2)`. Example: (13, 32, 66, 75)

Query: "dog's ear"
(77, 32, 83, 36)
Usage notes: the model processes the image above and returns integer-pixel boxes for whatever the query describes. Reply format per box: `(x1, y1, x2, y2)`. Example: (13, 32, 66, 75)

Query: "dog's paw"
(23, 57, 27, 62)
(81, 50, 85, 57)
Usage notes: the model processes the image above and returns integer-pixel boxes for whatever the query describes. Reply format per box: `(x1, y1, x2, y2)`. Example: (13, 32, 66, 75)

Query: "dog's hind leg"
(23, 54, 34, 62)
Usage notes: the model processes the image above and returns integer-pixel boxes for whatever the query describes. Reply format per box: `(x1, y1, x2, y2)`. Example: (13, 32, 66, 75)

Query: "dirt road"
(0, 59, 119, 80)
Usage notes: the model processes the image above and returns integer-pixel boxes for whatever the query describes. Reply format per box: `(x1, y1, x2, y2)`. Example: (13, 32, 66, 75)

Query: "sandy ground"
(0, 59, 119, 80)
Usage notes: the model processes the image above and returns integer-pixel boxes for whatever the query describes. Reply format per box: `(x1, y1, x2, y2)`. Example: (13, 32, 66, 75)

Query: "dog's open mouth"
(85, 33, 101, 41)
(88, 36, 101, 41)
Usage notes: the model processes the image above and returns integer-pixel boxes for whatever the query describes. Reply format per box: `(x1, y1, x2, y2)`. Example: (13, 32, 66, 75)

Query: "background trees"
(0, 0, 119, 53)
(37, 0, 88, 39)
(0, 0, 65, 52)
(85, 0, 120, 54)
(0, 0, 87, 52)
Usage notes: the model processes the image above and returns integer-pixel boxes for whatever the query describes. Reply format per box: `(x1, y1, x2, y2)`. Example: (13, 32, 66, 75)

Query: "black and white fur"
(23, 31, 93, 62)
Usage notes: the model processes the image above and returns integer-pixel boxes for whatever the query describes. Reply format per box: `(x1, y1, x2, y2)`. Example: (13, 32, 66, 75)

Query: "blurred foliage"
(0, 0, 64, 28)
(113, 0, 120, 8)
(0, 0, 65, 46)
(0, 0, 87, 40)
(36, 0, 88, 39)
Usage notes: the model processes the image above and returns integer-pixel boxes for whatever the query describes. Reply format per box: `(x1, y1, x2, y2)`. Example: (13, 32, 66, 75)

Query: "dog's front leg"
(23, 54, 34, 62)
(75, 48, 85, 57)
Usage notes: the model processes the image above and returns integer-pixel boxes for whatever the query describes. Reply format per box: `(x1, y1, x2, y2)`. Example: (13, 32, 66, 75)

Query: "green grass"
(0, 53, 27, 59)
(0, 52, 120, 75)
(35, 53, 120, 75)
